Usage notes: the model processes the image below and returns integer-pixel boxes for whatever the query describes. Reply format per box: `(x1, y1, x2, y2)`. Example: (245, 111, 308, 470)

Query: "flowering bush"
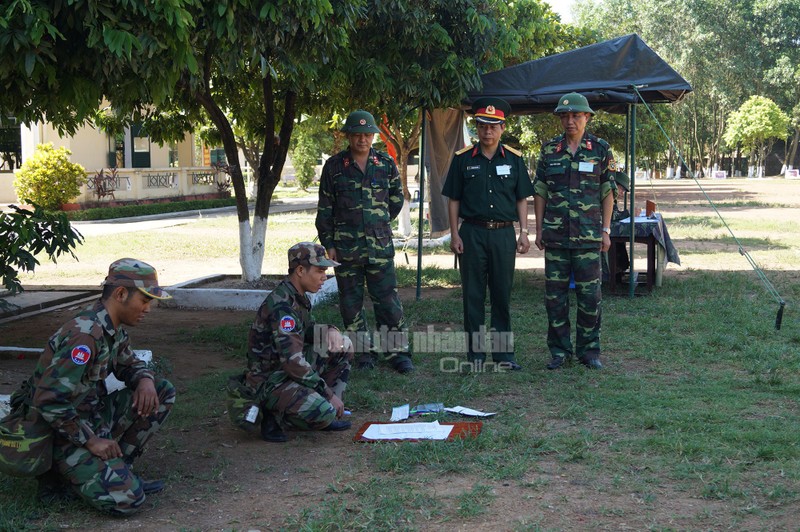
(13, 143, 87, 210)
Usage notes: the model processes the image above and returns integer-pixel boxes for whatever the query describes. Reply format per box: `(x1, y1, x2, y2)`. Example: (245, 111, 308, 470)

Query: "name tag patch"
(578, 162, 595, 173)
(466, 165, 481, 171)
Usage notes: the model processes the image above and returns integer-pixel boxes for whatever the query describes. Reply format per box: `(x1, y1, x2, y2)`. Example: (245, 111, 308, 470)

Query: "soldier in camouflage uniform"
(7, 258, 175, 514)
(315, 110, 413, 374)
(533, 93, 615, 370)
(233, 242, 354, 443)
(443, 97, 534, 370)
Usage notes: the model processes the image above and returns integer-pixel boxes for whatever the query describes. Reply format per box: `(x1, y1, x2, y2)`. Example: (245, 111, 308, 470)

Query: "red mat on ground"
(353, 421, 483, 443)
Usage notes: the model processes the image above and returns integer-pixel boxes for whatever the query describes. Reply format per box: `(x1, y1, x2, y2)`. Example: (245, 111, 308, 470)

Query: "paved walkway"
(71, 197, 317, 236)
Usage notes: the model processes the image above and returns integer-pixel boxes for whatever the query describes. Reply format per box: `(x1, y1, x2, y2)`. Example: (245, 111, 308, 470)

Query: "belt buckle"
(486, 221, 498, 229)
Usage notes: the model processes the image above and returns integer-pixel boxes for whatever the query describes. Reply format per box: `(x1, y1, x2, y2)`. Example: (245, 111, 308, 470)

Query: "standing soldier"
(229, 242, 354, 443)
(533, 92, 615, 370)
(315, 110, 413, 374)
(2, 258, 175, 514)
(442, 97, 534, 370)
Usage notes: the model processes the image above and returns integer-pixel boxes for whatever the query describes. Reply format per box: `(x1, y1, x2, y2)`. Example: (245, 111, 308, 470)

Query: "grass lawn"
(3, 180, 800, 529)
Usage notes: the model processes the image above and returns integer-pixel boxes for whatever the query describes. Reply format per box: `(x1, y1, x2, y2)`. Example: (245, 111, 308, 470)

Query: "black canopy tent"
(419, 34, 692, 297)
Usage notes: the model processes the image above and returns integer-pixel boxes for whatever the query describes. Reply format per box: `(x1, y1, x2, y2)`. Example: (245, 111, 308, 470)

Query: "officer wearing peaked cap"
(442, 97, 534, 371)
(228, 242, 354, 443)
(533, 92, 615, 371)
(315, 110, 414, 374)
(4, 258, 175, 514)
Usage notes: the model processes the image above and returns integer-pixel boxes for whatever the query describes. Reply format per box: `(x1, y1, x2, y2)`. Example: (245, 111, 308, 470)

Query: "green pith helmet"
(341, 110, 381, 134)
(554, 92, 595, 115)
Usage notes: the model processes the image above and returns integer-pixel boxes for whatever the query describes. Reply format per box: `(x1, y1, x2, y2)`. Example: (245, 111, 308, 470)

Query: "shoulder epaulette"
(504, 145, 523, 157)
(455, 145, 473, 156)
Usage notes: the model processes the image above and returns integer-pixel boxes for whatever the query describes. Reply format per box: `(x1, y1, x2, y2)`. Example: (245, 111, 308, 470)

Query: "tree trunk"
(379, 113, 422, 238)
(193, 65, 296, 282)
(788, 127, 799, 169)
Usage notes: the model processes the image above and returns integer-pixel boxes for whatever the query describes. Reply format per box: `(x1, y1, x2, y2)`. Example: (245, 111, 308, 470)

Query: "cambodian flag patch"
(279, 316, 296, 333)
(71, 345, 92, 365)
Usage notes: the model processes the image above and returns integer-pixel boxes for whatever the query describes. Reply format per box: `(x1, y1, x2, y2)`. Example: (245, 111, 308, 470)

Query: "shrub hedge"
(63, 198, 238, 221)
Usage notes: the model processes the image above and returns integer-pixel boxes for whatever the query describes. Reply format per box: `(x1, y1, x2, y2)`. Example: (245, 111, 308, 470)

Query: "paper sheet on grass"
(390, 404, 410, 421)
(361, 421, 454, 441)
(443, 406, 496, 417)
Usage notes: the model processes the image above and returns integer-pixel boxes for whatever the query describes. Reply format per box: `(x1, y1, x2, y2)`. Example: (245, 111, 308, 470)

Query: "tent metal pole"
(628, 104, 636, 297)
(416, 110, 427, 301)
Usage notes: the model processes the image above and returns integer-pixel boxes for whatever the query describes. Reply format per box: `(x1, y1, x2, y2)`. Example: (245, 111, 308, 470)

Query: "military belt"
(463, 218, 514, 230)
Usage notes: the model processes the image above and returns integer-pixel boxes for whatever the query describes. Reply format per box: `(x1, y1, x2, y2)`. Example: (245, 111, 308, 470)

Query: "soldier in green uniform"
(4, 258, 175, 514)
(533, 93, 615, 370)
(442, 97, 534, 370)
(230, 242, 354, 443)
(315, 110, 413, 374)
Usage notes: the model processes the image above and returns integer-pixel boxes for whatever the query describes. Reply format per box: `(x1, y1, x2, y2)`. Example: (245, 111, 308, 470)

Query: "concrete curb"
(162, 274, 338, 311)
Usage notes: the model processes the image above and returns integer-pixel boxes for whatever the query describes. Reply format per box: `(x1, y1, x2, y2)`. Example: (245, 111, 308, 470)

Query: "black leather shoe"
(389, 355, 414, 374)
(140, 478, 165, 495)
(581, 358, 603, 370)
(322, 420, 352, 431)
(546, 356, 567, 370)
(260, 411, 287, 443)
(498, 361, 522, 371)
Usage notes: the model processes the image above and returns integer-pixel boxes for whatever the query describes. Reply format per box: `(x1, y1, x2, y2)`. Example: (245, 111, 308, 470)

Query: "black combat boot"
(260, 411, 287, 442)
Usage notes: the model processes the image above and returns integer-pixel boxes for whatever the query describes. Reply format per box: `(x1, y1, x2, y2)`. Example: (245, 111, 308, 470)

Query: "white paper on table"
(444, 405, 496, 417)
(362, 421, 454, 441)
(617, 216, 658, 224)
(390, 404, 410, 422)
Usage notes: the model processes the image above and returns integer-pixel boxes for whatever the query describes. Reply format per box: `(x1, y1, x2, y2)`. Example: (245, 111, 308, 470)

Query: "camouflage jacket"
(245, 279, 334, 400)
(533, 132, 615, 249)
(9, 300, 155, 446)
(315, 148, 403, 263)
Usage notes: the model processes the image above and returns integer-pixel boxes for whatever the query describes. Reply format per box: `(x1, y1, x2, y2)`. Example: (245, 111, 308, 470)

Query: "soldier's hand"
(86, 436, 123, 461)
(450, 234, 464, 254)
(327, 247, 338, 262)
(516, 233, 530, 254)
(133, 377, 159, 417)
(534, 234, 544, 251)
(329, 394, 345, 418)
(601, 233, 611, 252)
(326, 327, 348, 354)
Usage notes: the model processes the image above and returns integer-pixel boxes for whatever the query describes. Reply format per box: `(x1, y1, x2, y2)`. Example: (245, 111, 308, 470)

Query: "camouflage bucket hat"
(288, 242, 340, 269)
(102, 258, 171, 300)
(341, 110, 381, 134)
(554, 92, 595, 115)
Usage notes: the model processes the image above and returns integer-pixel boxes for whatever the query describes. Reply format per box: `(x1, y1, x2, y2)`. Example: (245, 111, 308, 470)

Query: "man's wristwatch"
(520, 228, 530, 235)
(602, 227, 611, 234)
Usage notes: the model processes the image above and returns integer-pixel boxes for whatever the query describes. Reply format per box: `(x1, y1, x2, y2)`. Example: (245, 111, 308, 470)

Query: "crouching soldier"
(2, 258, 175, 515)
(228, 242, 354, 442)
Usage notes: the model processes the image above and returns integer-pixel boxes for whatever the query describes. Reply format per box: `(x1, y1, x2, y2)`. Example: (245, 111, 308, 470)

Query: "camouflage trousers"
(52, 377, 175, 515)
(335, 259, 409, 360)
(458, 223, 517, 362)
(258, 347, 351, 430)
(544, 247, 602, 361)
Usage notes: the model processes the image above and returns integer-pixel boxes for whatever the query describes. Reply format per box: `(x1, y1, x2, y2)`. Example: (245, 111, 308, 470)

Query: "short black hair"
(101, 284, 137, 301)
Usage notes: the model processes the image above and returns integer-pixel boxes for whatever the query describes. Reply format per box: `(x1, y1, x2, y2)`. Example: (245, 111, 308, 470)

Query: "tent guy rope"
(632, 85, 786, 330)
